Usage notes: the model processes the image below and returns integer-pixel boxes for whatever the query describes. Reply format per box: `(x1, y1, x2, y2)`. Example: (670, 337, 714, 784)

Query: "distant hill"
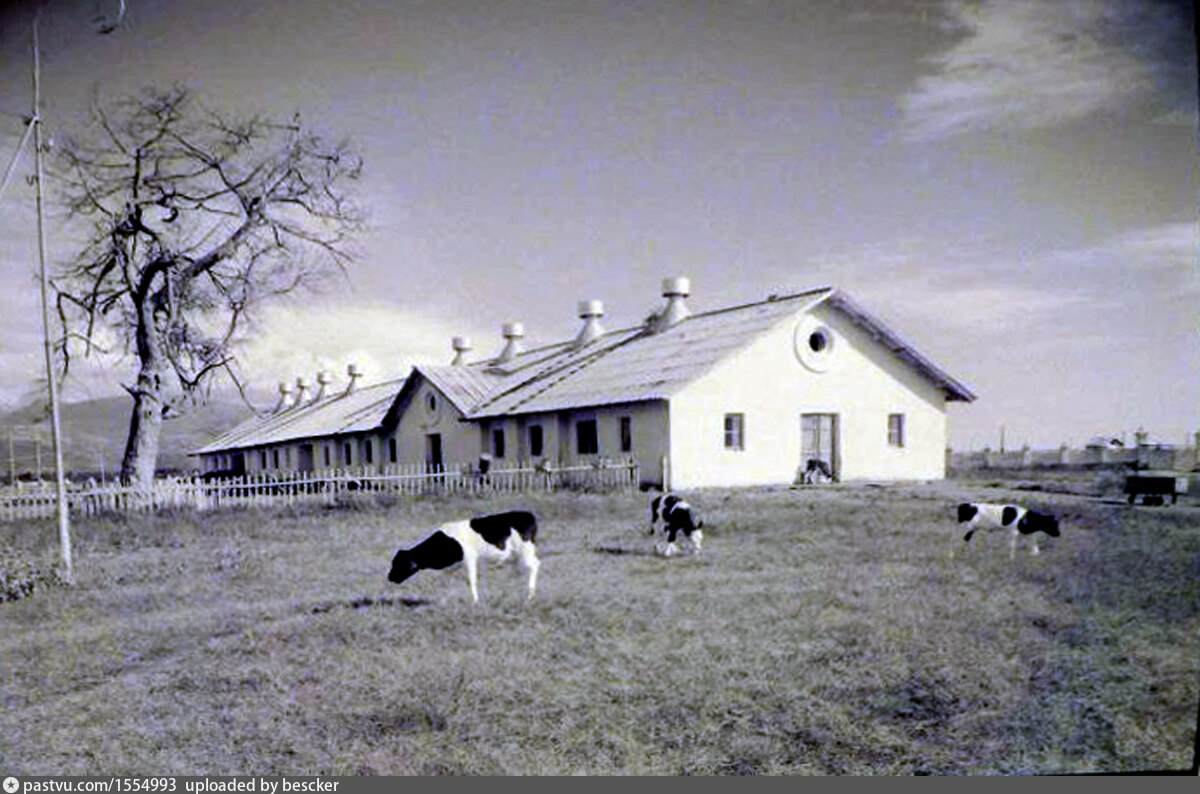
(1, 395, 255, 481)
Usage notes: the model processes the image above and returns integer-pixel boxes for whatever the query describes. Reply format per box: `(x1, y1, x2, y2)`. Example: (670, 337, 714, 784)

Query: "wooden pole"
(32, 13, 73, 583)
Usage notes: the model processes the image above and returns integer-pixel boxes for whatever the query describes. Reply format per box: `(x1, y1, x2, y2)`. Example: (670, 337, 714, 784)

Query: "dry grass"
(1, 483, 1196, 775)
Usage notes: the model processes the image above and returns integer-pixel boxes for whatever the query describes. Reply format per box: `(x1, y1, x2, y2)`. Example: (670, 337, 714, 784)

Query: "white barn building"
(193, 278, 975, 488)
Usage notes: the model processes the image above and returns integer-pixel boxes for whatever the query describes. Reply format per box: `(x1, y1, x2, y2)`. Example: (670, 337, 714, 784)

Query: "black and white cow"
(801, 458, 835, 484)
(955, 502, 1060, 558)
(387, 510, 540, 602)
(648, 493, 704, 556)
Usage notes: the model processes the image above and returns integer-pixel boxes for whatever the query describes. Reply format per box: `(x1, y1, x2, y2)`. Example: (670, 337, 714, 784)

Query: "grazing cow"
(801, 458, 835, 485)
(648, 493, 704, 556)
(387, 510, 540, 602)
(955, 502, 1060, 558)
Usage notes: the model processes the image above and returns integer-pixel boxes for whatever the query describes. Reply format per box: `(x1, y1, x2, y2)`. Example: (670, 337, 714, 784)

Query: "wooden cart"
(1124, 471, 1189, 506)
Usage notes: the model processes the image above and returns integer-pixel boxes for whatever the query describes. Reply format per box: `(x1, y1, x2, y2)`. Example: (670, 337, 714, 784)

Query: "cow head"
(1021, 511, 1061, 537)
(387, 550, 420, 584)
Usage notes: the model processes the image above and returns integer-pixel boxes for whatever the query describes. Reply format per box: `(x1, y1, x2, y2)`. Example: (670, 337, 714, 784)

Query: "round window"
(793, 320, 836, 373)
(426, 393, 438, 413)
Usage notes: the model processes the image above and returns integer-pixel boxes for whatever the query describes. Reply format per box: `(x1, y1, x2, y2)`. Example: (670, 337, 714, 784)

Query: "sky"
(0, 0, 1196, 450)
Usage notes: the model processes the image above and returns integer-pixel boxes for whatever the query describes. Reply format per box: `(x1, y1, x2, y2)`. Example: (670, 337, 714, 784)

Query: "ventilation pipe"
(650, 276, 691, 332)
(313, 370, 332, 402)
(345, 362, 362, 395)
(294, 376, 311, 407)
(495, 322, 524, 364)
(451, 336, 472, 366)
(572, 300, 605, 349)
(274, 382, 295, 413)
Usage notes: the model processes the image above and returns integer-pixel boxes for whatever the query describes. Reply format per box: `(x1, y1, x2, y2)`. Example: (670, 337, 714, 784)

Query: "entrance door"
(800, 413, 839, 481)
(425, 433, 443, 472)
(297, 444, 314, 473)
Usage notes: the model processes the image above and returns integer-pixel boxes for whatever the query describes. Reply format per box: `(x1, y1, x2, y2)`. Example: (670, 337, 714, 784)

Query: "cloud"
(230, 298, 494, 400)
(899, 0, 1179, 139)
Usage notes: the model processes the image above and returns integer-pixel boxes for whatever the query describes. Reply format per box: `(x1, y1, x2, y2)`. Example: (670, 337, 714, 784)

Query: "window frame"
(576, 418, 599, 456)
(724, 413, 745, 451)
(888, 413, 905, 448)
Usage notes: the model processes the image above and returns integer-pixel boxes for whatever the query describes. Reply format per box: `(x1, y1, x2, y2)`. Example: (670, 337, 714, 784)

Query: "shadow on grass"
(592, 544, 659, 557)
(309, 594, 431, 614)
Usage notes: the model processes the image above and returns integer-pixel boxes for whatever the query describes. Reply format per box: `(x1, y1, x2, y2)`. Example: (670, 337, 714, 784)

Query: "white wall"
(668, 303, 950, 488)
(387, 381, 477, 468)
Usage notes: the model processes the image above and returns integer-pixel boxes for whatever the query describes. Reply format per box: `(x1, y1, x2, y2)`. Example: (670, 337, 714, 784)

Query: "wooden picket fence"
(0, 458, 640, 521)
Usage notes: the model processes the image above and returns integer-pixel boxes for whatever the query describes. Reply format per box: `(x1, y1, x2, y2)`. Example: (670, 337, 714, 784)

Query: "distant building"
(193, 278, 976, 488)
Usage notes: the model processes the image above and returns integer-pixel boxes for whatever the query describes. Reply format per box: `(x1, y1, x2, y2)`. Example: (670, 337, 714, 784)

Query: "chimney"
(451, 336, 472, 366)
(494, 322, 524, 364)
(572, 300, 605, 349)
(345, 362, 362, 395)
(650, 276, 691, 332)
(313, 370, 332, 402)
(274, 382, 295, 413)
(294, 376, 311, 406)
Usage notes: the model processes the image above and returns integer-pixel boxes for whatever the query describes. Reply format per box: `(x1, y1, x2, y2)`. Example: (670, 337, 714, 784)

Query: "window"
(724, 413, 745, 450)
(343, 441, 353, 465)
(364, 439, 374, 464)
(888, 413, 905, 447)
(620, 416, 632, 453)
(323, 444, 331, 467)
(272, 449, 280, 468)
(388, 437, 398, 464)
(576, 419, 598, 455)
(529, 425, 544, 457)
(260, 450, 267, 469)
(493, 428, 506, 459)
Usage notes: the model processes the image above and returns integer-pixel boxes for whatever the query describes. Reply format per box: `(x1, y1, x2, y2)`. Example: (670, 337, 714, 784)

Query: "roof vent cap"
(572, 299, 605, 348)
(274, 382, 295, 413)
(451, 336, 472, 366)
(650, 276, 691, 332)
(495, 322, 525, 363)
(345, 363, 362, 395)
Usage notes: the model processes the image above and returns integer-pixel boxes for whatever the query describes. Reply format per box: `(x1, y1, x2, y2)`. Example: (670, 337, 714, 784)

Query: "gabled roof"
(191, 379, 403, 455)
(824, 290, 976, 402)
(464, 287, 836, 417)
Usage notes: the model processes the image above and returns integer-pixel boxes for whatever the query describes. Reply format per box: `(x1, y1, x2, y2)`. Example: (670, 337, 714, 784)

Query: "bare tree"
(52, 85, 363, 487)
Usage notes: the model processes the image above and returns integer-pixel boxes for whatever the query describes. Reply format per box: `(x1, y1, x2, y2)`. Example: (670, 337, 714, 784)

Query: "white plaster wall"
(388, 382, 477, 468)
(498, 402, 669, 485)
(668, 304, 950, 488)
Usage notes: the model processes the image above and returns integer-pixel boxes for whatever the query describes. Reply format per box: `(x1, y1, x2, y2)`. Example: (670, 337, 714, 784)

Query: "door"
(800, 413, 839, 481)
(425, 433, 443, 472)
(297, 443, 314, 473)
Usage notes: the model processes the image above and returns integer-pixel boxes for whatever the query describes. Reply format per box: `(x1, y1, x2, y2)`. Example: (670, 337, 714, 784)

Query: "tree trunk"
(120, 370, 165, 489)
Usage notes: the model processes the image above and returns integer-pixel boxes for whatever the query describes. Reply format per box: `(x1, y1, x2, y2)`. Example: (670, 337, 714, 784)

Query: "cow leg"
(1030, 534, 1040, 556)
(690, 529, 703, 553)
(464, 553, 480, 603)
(1009, 529, 1019, 560)
(521, 542, 540, 601)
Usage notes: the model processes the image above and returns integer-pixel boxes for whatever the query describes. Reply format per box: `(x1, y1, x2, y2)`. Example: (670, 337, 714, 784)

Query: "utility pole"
(32, 13, 73, 583)
(7, 427, 14, 485)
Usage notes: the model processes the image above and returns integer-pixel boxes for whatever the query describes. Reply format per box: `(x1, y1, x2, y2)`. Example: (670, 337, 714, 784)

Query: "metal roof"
(466, 288, 836, 417)
(193, 285, 974, 455)
(191, 379, 404, 455)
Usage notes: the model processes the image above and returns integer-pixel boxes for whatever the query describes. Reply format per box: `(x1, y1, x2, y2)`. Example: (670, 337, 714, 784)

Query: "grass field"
(2, 482, 1197, 775)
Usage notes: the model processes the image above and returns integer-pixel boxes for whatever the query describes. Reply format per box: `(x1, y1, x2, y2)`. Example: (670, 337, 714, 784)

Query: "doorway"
(800, 413, 839, 482)
(425, 433, 443, 472)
